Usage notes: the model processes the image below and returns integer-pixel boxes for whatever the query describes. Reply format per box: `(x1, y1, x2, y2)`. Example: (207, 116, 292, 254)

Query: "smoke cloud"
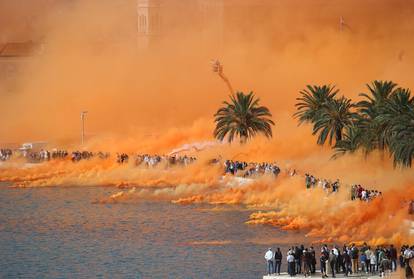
(1, 0, 414, 244)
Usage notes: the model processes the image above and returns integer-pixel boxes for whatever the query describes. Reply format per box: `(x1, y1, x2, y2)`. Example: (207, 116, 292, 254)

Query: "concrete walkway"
(263, 271, 401, 279)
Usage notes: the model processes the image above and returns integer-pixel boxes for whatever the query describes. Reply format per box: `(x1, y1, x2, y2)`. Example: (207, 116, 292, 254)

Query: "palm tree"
(376, 88, 414, 147)
(387, 106, 414, 167)
(294, 85, 338, 124)
(312, 96, 358, 145)
(214, 91, 274, 144)
(358, 80, 398, 113)
(356, 80, 398, 151)
(376, 88, 414, 167)
(333, 124, 363, 158)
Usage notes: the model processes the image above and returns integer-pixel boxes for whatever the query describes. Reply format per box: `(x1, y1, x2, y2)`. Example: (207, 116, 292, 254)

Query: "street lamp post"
(81, 111, 88, 145)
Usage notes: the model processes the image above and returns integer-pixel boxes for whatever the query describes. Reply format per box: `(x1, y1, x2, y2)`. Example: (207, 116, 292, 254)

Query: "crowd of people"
(26, 149, 70, 162)
(134, 154, 197, 167)
(71, 151, 97, 162)
(265, 243, 412, 278)
(224, 160, 281, 177)
(305, 174, 340, 193)
(303, 173, 382, 202)
(0, 148, 198, 168)
(117, 153, 129, 164)
(0, 146, 397, 205)
(0, 149, 12, 161)
(351, 184, 382, 202)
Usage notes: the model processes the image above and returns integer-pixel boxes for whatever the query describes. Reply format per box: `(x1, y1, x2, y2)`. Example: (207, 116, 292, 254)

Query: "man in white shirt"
(265, 248, 274, 275)
(332, 246, 339, 257)
(362, 190, 367, 201)
(404, 247, 414, 273)
(287, 252, 295, 276)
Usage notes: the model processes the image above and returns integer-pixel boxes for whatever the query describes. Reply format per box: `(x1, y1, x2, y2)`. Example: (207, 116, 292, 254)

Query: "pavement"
(263, 271, 401, 279)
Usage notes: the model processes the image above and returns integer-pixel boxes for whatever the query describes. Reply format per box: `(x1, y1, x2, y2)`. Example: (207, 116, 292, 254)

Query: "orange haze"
(1, 0, 414, 245)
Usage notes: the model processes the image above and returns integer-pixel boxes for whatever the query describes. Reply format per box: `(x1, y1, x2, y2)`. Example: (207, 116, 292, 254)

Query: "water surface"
(0, 186, 305, 279)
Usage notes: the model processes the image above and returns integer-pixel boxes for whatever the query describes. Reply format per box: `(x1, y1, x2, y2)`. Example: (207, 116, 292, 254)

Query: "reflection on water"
(0, 186, 307, 279)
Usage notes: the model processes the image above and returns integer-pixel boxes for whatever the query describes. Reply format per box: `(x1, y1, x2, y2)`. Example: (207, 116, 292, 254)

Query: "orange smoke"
(1, 0, 414, 245)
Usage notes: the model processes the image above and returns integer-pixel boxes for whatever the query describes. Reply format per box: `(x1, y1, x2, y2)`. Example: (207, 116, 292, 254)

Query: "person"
(305, 174, 311, 189)
(370, 252, 377, 275)
(350, 244, 359, 274)
(343, 247, 352, 276)
(294, 246, 302, 274)
(379, 252, 392, 277)
(404, 246, 414, 278)
(333, 246, 341, 273)
(320, 247, 329, 278)
(378, 248, 387, 276)
(360, 251, 367, 273)
(390, 245, 397, 272)
(309, 246, 316, 274)
(274, 247, 282, 275)
(303, 248, 311, 277)
(287, 251, 296, 276)
(365, 246, 373, 273)
(329, 250, 337, 278)
(265, 248, 274, 275)
(299, 245, 304, 274)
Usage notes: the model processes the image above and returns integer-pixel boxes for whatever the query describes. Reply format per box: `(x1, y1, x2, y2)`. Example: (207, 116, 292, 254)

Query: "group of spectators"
(224, 160, 281, 177)
(0, 147, 198, 168)
(305, 174, 340, 193)
(134, 154, 196, 168)
(0, 147, 403, 206)
(0, 149, 12, 161)
(303, 174, 383, 202)
(117, 153, 129, 164)
(264, 243, 412, 278)
(27, 149, 70, 162)
(351, 184, 382, 202)
(71, 151, 95, 162)
(22, 149, 107, 163)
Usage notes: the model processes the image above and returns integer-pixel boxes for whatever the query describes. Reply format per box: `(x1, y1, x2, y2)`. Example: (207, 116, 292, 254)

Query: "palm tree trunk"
(240, 135, 247, 144)
(218, 71, 234, 95)
(335, 127, 342, 142)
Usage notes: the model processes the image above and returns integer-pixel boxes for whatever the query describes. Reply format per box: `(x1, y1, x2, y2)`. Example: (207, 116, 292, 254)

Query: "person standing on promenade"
(329, 250, 337, 278)
(365, 246, 373, 273)
(299, 245, 305, 274)
(309, 246, 316, 274)
(343, 247, 352, 276)
(287, 251, 296, 276)
(350, 244, 359, 274)
(294, 246, 301, 274)
(304, 248, 313, 277)
(404, 246, 414, 278)
(332, 246, 340, 273)
(390, 245, 397, 272)
(320, 247, 329, 278)
(360, 251, 367, 273)
(265, 248, 274, 275)
(370, 251, 377, 275)
(274, 247, 282, 275)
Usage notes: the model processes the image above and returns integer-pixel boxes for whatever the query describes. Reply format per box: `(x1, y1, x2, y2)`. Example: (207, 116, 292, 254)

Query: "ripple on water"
(0, 186, 309, 279)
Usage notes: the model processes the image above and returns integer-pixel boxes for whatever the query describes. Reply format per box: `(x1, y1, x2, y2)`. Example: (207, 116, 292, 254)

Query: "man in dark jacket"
(274, 247, 282, 275)
(330, 250, 338, 278)
(350, 244, 359, 274)
(343, 248, 352, 276)
(389, 245, 397, 272)
(321, 247, 329, 278)
(309, 246, 316, 274)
